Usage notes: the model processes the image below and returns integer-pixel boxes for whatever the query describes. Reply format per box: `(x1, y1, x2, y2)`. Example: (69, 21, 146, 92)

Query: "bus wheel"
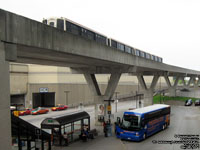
(162, 124, 165, 130)
(143, 133, 146, 140)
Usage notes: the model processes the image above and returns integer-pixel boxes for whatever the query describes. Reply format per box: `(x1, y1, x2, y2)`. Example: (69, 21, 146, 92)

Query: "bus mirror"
(117, 117, 121, 125)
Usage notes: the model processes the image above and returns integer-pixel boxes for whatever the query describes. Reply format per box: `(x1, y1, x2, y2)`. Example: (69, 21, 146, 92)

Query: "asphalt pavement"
(20, 100, 200, 150)
(52, 105, 200, 150)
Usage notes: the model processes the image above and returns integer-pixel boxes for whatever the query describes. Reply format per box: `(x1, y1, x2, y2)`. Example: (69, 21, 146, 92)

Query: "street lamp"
(115, 92, 119, 112)
(64, 91, 70, 105)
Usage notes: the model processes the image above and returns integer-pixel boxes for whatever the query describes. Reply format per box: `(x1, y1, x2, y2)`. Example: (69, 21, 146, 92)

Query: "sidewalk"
(52, 133, 125, 150)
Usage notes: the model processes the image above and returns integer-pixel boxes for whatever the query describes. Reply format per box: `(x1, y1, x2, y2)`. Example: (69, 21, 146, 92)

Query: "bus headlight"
(136, 132, 139, 136)
(120, 132, 124, 134)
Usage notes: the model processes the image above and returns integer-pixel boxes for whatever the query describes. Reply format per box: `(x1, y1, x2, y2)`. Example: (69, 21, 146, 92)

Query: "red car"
(18, 108, 32, 116)
(31, 107, 49, 115)
(51, 104, 68, 111)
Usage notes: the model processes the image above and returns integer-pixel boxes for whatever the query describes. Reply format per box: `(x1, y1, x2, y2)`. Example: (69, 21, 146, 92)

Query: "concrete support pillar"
(84, 73, 121, 124)
(187, 77, 194, 87)
(197, 78, 200, 87)
(0, 42, 12, 150)
(84, 74, 101, 96)
(164, 75, 180, 97)
(104, 73, 121, 99)
(180, 77, 187, 88)
(193, 78, 199, 89)
(137, 75, 159, 106)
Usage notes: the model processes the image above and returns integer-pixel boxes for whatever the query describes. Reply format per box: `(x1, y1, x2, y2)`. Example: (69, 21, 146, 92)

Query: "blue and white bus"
(115, 104, 170, 141)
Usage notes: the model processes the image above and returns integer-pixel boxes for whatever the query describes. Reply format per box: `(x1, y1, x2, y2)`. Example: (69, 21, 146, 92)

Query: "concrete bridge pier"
(0, 42, 12, 150)
(193, 78, 199, 89)
(84, 73, 121, 124)
(196, 78, 200, 88)
(187, 76, 195, 88)
(137, 75, 160, 106)
(164, 75, 180, 97)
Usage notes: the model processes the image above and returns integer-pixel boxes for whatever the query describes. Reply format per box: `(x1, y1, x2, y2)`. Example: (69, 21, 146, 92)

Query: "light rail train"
(43, 17, 163, 63)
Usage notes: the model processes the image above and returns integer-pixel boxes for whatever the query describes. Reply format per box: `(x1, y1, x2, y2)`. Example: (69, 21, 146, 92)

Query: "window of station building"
(49, 22, 55, 27)
(125, 46, 132, 53)
(57, 19, 64, 30)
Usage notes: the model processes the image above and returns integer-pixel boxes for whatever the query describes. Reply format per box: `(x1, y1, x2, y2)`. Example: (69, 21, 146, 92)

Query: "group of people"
(80, 128, 94, 142)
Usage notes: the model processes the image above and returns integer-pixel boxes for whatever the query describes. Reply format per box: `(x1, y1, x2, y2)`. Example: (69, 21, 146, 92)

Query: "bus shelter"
(41, 111, 90, 146)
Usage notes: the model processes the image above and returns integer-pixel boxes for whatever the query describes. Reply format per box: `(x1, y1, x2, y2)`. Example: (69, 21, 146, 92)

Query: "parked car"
(19, 108, 32, 116)
(51, 104, 68, 111)
(31, 107, 49, 115)
(195, 100, 200, 106)
(185, 99, 193, 106)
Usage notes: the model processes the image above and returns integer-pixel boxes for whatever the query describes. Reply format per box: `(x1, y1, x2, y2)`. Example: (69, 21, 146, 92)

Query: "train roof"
(43, 17, 108, 37)
(125, 104, 170, 114)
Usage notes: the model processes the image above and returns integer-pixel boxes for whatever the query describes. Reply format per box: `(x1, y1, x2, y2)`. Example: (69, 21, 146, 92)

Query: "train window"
(49, 22, 55, 27)
(132, 48, 135, 55)
(158, 57, 162, 62)
(136, 50, 140, 56)
(57, 19, 64, 30)
(125, 46, 131, 53)
(111, 40, 117, 48)
(96, 34, 107, 45)
(155, 56, 158, 61)
(146, 53, 150, 59)
(81, 28, 95, 40)
(140, 51, 145, 57)
(66, 21, 81, 35)
(117, 43, 124, 51)
(43, 19, 47, 24)
(151, 55, 155, 60)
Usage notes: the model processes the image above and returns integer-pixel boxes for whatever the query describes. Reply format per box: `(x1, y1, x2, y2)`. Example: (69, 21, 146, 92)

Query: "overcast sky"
(1, 0, 200, 70)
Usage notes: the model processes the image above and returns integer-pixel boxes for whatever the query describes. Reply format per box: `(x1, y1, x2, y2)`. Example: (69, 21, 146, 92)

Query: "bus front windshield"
(121, 114, 141, 131)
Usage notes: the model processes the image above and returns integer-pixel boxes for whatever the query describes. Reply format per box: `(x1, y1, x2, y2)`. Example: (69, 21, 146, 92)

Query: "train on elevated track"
(42, 17, 163, 63)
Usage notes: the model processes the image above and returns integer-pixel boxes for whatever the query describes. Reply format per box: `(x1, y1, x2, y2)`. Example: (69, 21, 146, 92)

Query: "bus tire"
(162, 124, 165, 130)
(143, 133, 146, 140)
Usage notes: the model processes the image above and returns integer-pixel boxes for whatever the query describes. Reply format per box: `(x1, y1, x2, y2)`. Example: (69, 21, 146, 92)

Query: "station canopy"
(41, 111, 90, 129)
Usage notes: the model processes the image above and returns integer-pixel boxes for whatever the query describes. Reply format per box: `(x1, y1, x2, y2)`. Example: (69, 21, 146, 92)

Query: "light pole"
(115, 92, 119, 112)
(64, 91, 70, 105)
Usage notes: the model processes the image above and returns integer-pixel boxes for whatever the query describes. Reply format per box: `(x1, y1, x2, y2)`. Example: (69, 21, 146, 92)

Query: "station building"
(10, 63, 170, 109)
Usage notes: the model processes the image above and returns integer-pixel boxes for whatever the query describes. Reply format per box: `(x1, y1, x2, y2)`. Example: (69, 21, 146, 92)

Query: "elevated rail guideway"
(1, 9, 200, 149)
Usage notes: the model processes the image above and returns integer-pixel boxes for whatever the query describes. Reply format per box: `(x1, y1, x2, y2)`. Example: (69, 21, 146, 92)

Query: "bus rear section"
(115, 104, 170, 141)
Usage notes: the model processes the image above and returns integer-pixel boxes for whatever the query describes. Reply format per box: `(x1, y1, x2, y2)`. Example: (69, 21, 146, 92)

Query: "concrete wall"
(10, 63, 28, 95)
(25, 65, 171, 108)
(26, 83, 139, 108)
